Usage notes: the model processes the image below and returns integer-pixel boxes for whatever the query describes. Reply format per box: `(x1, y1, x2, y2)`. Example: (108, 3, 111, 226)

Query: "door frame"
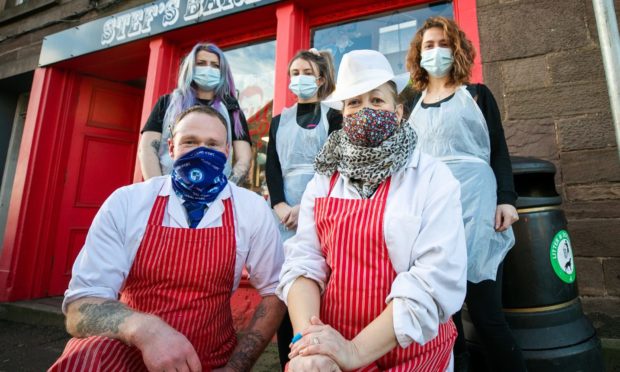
(0, 67, 80, 301)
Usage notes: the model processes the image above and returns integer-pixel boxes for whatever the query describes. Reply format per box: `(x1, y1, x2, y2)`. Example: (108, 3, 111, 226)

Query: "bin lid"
(516, 195, 562, 208)
(511, 156, 562, 208)
(511, 156, 556, 175)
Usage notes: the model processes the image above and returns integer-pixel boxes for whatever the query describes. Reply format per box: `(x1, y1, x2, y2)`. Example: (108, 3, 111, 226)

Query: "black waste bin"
(463, 157, 604, 372)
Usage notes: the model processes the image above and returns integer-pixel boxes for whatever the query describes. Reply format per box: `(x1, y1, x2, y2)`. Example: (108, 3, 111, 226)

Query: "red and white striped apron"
(50, 195, 237, 372)
(315, 173, 456, 371)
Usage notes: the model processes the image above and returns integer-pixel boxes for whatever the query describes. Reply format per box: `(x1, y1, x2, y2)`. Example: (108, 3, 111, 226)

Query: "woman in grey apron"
(406, 17, 527, 372)
(265, 49, 341, 370)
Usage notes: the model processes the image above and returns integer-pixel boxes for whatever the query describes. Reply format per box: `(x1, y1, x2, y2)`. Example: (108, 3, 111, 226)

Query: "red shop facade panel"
(0, 0, 480, 304)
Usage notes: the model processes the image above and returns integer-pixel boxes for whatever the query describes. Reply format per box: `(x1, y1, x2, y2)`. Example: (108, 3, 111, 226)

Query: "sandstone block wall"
(477, 0, 620, 332)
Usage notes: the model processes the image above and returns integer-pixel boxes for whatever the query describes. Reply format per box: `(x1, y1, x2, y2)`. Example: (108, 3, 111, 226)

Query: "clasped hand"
(274, 203, 300, 230)
(287, 316, 361, 371)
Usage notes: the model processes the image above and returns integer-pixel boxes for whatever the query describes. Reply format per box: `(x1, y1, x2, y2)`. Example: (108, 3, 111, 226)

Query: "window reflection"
(225, 40, 275, 197)
(6, 0, 26, 7)
(312, 2, 453, 74)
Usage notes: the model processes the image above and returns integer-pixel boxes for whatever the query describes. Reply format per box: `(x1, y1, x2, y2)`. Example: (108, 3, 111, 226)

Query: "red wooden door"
(48, 77, 143, 295)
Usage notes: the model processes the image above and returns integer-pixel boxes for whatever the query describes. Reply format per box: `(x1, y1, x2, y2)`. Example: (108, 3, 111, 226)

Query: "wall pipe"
(592, 0, 620, 158)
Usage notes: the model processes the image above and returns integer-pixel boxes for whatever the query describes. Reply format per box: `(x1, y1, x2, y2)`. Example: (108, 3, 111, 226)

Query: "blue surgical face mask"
(171, 147, 228, 203)
(193, 66, 221, 90)
(289, 75, 319, 99)
(420, 47, 454, 78)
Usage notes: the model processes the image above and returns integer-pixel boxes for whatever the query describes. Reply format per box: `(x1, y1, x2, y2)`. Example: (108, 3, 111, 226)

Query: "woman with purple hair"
(139, 42, 252, 184)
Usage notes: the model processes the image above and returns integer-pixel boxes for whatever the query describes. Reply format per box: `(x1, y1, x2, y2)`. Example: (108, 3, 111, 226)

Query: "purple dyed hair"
(163, 42, 243, 139)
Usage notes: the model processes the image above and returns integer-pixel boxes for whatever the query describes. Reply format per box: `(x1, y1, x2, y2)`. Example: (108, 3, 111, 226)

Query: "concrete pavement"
(0, 297, 280, 372)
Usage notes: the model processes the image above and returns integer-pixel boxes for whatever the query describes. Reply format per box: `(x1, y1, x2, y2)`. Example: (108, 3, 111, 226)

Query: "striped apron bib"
(315, 173, 456, 371)
(50, 195, 237, 371)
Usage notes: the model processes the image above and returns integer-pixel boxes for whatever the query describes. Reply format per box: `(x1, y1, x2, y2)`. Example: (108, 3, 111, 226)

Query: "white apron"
(158, 101, 234, 177)
(408, 86, 515, 283)
(274, 103, 329, 241)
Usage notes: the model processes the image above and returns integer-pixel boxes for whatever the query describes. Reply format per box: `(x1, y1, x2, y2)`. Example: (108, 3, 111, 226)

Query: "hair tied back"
(308, 48, 322, 57)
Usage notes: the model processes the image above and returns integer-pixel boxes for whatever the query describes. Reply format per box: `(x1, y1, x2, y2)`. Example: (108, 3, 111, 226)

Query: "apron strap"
(147, 195, 169, 226)
(327, 172, 339, 196)
(374, 177, 392, 201)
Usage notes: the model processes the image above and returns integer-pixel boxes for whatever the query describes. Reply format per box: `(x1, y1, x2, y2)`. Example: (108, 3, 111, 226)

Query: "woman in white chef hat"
(277, 49, 467, 371)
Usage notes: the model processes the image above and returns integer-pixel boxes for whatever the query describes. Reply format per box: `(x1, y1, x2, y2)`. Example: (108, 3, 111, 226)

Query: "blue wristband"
(291, 332, 302, 344)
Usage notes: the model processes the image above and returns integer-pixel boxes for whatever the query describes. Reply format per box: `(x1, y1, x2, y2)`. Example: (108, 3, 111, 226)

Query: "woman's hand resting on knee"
(289, 316, 362, 371)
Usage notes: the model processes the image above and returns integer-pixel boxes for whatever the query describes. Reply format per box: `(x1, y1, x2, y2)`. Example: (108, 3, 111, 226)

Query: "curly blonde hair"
(406, 16, 475, 91)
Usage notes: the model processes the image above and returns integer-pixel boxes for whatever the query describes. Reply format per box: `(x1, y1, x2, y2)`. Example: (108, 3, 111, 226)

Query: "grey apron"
(408, 86, 515, 282)
(274, 103, 329, 242)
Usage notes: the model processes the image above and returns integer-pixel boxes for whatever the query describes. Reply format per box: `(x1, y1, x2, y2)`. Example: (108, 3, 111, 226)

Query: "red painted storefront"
(0, 0, 482, 304)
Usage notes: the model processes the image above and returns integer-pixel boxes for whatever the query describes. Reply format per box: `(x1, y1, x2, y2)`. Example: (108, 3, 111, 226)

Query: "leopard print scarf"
(314, 123, 417, 198)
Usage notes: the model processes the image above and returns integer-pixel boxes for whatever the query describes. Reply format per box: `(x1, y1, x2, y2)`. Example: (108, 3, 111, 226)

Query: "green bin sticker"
(550, 229, 576, 283)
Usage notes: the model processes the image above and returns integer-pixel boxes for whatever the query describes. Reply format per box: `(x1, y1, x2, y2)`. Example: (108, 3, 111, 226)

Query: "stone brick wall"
(477, 0, 620, 333)
(0, 0, 152, 81)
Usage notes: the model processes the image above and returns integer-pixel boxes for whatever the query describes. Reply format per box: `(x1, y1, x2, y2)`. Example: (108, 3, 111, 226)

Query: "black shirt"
(406, 84, 517, 206)
(141, 93, 252, 143)
(266, 102, 343, 207)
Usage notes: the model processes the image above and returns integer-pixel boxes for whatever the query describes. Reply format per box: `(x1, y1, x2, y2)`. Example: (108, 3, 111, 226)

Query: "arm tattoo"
(227, 301, 269, 371)
(227, 331, 267, 372)
(228, 172, 246, 185)
(150, 139, 160, 153)
(248, 301, 267, 328)
(229, 163, 250, 185)
(76, 300, 133, 337)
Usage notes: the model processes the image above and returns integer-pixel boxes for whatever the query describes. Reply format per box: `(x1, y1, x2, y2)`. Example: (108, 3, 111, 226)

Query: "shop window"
(224, 40, 275, 198)
(312, 2, 453, 75)
(4, 0, 26, 9)
(1, 0, 57, 23)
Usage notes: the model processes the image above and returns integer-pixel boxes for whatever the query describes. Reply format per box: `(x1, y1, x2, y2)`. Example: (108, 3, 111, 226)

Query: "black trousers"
(276, 312, 293, 371)
(453, 263, 527, 372)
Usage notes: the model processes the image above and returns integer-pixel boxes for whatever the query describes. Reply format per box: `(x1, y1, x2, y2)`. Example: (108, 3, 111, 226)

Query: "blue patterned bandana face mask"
(171, 147, 228, 203)
(289, 75, 319, 99)
(420, 47, 454, 78)
(193, 66, 221, 90)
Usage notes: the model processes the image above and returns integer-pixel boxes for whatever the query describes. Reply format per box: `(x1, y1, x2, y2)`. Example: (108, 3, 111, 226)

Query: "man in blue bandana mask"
(52, 105, 285, 372)
(169, 107, 230, 227)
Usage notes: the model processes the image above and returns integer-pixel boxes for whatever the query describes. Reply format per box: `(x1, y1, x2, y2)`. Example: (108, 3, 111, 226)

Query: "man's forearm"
(65, 297, 149, 345)
(226, 295, 286, 372)
(66, 297, 202, 371)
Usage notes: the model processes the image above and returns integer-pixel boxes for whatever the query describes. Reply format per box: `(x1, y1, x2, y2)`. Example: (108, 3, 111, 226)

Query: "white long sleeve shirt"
(276, 149, 467, 348)
(63, 176, 283, 313)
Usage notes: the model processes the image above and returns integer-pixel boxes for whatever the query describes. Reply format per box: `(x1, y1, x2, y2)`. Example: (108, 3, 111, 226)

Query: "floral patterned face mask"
(342, 107, 400, 147)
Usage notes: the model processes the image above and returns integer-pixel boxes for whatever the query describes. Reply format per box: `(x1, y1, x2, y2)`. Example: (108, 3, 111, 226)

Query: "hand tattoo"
(76, 300, 133, 337)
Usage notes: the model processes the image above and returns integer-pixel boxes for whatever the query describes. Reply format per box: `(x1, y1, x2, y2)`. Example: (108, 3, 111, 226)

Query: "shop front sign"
(39, 0, 279, 66)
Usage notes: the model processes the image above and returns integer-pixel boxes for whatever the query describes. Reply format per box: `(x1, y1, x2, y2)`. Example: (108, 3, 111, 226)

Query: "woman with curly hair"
(405, 16, 527, 372)
(139, 42, 252, 184)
